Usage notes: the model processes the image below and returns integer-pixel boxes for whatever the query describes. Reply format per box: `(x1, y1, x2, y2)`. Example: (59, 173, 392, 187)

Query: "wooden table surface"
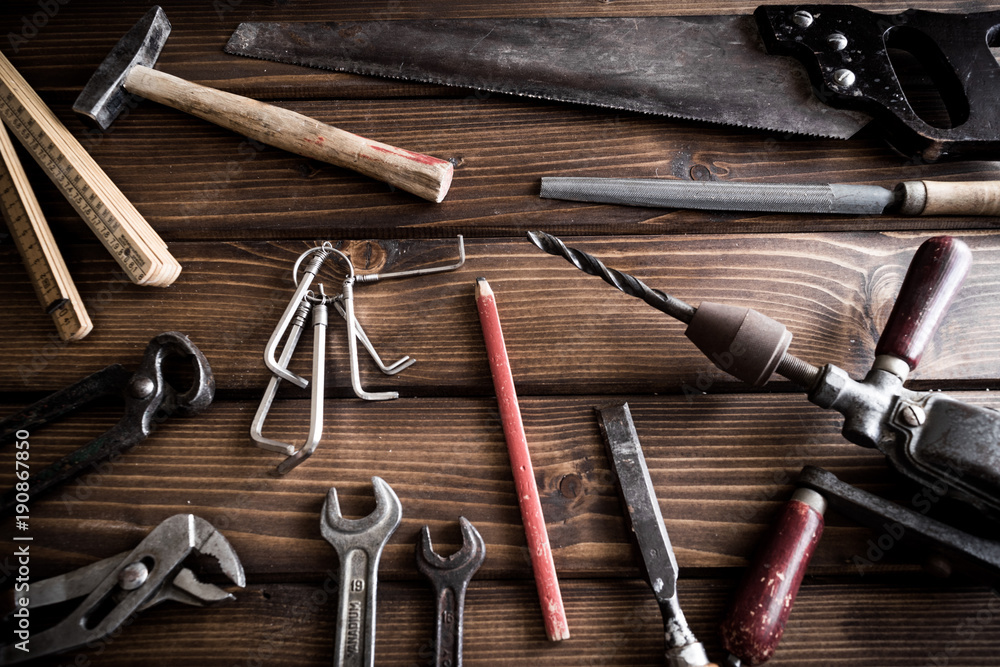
(2, 1, 999, 665)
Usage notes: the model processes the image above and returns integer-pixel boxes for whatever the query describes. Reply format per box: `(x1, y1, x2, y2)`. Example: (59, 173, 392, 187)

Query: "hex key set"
(252, 237, 465, 473)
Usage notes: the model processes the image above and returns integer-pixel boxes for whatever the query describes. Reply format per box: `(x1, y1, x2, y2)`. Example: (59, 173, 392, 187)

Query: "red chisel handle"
(874, 236, 971, 375)
(721, 488, 826, 666)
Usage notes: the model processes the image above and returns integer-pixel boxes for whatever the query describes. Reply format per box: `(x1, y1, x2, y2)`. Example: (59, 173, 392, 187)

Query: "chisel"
(540, 177, 1000, 217)
(597, 402, 716, 667)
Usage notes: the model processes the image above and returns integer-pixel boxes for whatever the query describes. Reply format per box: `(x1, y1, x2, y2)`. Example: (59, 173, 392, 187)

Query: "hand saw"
(225, 5, 1000, 162)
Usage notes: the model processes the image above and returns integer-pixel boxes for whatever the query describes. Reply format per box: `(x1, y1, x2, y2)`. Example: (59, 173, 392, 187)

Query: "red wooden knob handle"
(721, 489, 825, 666)
(875, 236, 971, 371)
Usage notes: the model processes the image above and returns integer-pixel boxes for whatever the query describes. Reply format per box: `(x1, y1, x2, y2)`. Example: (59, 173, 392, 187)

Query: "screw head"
(900, 404, 926, 427)
(827, 32, 848, 50)
(129, 375, 155, 399)
(119, 561, 149, 591)
(792, 10, 814, 27)
(832, 68, 856, 88)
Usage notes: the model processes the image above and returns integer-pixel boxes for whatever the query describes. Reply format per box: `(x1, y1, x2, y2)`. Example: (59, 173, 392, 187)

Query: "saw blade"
(225, 15, 872, 139)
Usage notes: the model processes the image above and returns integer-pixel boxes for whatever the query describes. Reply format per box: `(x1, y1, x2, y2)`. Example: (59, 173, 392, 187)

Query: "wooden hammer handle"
(898, 180, 1000, 216)
(124, 66, 453, 203)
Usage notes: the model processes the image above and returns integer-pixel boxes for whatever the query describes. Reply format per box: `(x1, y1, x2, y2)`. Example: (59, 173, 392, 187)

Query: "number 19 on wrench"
(321, 477, 402, 667)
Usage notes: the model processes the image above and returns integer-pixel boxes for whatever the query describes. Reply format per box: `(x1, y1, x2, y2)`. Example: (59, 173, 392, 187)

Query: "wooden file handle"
(875, 236, 971, 371)
(124, 65, 454, 203)
(899, 180, 1000, 216)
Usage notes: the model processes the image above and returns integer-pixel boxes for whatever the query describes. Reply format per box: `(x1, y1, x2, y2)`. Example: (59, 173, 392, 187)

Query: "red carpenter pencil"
(474, 277, 570, 642)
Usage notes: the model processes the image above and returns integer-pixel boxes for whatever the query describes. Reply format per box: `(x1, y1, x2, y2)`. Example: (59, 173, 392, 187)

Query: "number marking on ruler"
(0, 51, 179, 287)
(0, 122, 91, 341)
(0, 90, 149, 282)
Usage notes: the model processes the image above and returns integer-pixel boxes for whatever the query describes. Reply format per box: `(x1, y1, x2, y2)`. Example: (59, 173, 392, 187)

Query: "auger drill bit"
(526, 230, 696, 323)
(526, 230, 821, 389)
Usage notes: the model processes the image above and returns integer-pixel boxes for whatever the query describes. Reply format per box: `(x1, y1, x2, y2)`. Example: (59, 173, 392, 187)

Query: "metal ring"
(290, 242, 331, 282)
(291, 242, 354, 289)
(304, 287, 335, 305)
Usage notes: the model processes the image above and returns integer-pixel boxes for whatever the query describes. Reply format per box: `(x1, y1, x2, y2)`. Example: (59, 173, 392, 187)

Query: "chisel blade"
(598, 402, 679, 600)
(225, 15, 871, 140)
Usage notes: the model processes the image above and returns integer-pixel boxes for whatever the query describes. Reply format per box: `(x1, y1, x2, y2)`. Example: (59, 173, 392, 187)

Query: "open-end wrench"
(321, 476, 402, 667)
(415, 517, 486, 667)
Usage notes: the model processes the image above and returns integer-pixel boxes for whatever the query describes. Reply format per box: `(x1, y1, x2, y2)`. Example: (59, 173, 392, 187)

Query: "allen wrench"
(332, 295, 415, 376)
(252, 287, 330, 474)
(353, 234, 465, 285)
(291, 235, 464, 401)
(336, 235, 465, 400)
(252, 287, 412, 472)
(263, 242, 342, 388)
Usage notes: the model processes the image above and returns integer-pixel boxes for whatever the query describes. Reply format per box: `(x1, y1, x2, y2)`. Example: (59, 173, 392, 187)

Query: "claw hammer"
(73, 6, 453, 202)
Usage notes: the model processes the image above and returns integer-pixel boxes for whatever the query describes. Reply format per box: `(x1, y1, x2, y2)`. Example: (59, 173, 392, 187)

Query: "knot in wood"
(558, 473, 583, 500)
(344, 239, 391, 273)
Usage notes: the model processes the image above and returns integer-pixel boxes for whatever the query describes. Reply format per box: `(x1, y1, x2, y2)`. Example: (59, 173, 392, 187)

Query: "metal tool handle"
(429, 583, 463, 667)
(721, 488, 826, 666)
(874, 236, 971, 375)
(123, 65, 453, 202)
(333, 546, 378, 667)
(274, 298, 328, 474)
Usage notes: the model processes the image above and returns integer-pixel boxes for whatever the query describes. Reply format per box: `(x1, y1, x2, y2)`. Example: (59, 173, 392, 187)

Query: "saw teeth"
(223, 44, 848, 139)
(222, 18, 866, 141)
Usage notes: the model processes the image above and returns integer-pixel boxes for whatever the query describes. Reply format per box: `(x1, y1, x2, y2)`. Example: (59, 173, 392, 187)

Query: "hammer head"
(73, 6, 170, 130)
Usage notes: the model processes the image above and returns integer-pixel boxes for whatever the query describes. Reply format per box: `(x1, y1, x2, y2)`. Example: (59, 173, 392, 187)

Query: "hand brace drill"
(529, 232, 999, 519)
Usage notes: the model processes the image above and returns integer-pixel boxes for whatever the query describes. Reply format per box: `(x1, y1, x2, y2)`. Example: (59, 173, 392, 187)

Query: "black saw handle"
(755, 5, 1000, 162)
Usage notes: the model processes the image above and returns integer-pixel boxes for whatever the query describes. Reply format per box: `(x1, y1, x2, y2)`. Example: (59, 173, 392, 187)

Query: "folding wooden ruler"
(0, 122, 91, 341)
(0, 50, 179, 291)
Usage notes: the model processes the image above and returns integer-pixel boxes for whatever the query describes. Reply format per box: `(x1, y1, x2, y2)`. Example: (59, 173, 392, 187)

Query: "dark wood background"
(2, 1, 999, 665)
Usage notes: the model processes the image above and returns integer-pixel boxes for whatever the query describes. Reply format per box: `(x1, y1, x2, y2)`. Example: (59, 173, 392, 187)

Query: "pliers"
(0, 514, 245, 664)
(1, 331, 214, 512)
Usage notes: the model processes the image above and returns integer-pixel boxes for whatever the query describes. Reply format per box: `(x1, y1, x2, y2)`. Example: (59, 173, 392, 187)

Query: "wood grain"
(2, 393, 994, 580)
(2, 233, 1000, 394)
(6, 100, 998, 242)
(10, 580, 1000, 667)
(2, 1, 999, 665)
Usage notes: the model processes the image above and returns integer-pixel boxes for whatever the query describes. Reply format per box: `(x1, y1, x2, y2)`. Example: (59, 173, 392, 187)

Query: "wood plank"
(5, 100, 997, 242)
(2, 2, 997, 240)
(5, 1, 998, 102)
(2, 1, 998, 665)
(10, 579, 1000, 666)
(2, 394, 992, 579)
(2, 233, 1000, 393)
